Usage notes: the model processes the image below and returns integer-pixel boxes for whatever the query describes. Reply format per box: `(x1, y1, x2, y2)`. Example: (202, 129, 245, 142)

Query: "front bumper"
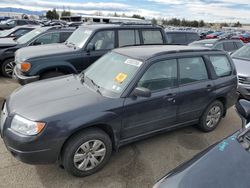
(2, 127, 64, 164)
(238, 84, 250, 100)
(13, 66, 39, 85)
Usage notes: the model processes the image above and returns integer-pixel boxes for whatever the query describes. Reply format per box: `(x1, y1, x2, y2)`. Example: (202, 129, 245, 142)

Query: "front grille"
(238, 76, 250, 85)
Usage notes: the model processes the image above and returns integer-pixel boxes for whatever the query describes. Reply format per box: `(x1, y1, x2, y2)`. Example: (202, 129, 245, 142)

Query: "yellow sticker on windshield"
(114, 73, 127, 84)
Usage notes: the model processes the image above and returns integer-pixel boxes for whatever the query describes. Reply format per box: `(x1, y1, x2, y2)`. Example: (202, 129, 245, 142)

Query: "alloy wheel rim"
(4, 61, 15, 77)
(206, 106, 221, 128)
(73, 140, 106, 171)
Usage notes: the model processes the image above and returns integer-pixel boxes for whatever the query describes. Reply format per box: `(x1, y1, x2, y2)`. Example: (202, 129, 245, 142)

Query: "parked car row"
(0, 21, 249, 185)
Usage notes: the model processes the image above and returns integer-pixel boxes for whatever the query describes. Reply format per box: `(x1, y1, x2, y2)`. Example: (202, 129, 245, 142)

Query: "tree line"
(45, 9, 242, 28)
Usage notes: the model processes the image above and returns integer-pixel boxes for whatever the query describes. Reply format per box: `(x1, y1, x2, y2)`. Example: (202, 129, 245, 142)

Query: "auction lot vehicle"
(0, 26, 74, 77)
(165, 31, 200, 45)
(0, 25, 39, 39)
(189, 39, 244, 53)
(0, 19, 39, 30)
(13, 23, 167, 85)
(1, 45, 238, 176)
(153, 99, 250, 188)
(231, 44, 250, 100)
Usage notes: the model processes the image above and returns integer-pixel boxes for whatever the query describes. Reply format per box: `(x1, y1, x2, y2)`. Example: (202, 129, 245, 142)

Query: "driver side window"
(138, 59, 178, 91)
(89, 30, 115, 50)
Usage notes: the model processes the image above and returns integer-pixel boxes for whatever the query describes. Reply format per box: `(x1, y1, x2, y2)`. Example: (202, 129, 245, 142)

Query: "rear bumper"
(13, 66, 39, 85)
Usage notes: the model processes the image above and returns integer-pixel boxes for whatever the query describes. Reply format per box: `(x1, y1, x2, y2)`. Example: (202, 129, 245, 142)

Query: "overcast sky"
(0, 0, 249, 23)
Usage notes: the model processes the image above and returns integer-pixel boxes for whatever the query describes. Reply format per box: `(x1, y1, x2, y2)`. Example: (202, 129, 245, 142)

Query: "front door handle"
(163, 93, 176, 102)
(206, 84, 213, 92)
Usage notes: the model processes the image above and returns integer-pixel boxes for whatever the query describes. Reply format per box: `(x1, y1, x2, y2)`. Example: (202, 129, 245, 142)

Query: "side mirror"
(133, 87, 151, 98)
(86, 43, 95, 52)
(236, 99, 250, 127)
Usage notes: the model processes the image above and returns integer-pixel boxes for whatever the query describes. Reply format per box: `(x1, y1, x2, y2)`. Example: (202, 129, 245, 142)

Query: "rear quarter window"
(166, 33, 186, 45)
(209, 55, 232, 77)
(142, 30, 163, 44)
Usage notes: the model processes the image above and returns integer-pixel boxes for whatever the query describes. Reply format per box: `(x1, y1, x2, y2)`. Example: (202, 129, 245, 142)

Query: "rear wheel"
(62, 128, 112, 177)
(1, 59, 15, 78)
(199, 101, 224, 132)
(40, 71, 66, 80)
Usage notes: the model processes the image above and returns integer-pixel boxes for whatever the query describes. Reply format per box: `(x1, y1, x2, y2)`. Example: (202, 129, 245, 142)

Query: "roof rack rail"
(120, 22, 154, 26)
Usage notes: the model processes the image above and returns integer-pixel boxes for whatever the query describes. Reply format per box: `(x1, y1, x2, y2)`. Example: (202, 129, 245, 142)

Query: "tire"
(1, 59, 15, 78)
(199, 100, 224, 132)
(62, 128, 112, 177)
(40, 71, 66, 80)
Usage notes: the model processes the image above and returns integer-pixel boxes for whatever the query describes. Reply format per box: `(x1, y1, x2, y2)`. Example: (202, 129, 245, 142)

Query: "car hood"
(15, 43, 76, 62)
(7, 75, 118, 120)
(0, 37, 17, 48)
(232, 58, 250, 77)
(155, 133, 250, 188)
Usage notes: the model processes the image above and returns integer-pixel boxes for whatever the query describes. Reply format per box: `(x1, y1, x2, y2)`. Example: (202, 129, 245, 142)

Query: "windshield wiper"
(66, 41, 76, 48)
(86, 76, 102, 95)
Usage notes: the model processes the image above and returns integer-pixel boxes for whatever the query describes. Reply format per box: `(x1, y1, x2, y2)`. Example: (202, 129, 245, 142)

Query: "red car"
(206, 32, 224, 39)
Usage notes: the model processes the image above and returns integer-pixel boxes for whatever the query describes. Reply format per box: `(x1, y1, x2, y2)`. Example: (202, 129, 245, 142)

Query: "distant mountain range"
(0, 7, 45, 16)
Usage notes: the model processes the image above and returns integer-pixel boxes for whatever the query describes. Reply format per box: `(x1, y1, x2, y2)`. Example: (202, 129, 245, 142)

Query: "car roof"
(194, 39, 242, 44)
(114, 45, 217, 61)
(78, 23, 162, 30)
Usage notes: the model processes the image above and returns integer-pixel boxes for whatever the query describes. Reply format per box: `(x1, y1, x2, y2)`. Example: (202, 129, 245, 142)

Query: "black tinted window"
(118, 30, 140, 47)
(89, 30, 115, 50)
(166, 33, 187, 45)
(60, 32, 72, 42)
(186, 33, 199, 43)
(138, 59, 177, 91)
(179, 57, 208, 84)
(210, 55, 232, 77)
(142, 30, 163, 44)
(224, 42, 235, 51)
(235, 41, 244, 49)
(17, 20, 27, 25)
(33, 33, 60, 45)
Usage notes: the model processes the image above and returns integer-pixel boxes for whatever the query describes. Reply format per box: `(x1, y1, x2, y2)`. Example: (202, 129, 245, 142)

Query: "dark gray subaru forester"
(1, 45, 238, 177)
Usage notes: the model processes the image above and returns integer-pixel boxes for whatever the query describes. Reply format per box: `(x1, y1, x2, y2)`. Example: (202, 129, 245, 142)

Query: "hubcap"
(4, 61, 15, 77)
(73, 140, 106, 171)
(206, 106, 221, 128)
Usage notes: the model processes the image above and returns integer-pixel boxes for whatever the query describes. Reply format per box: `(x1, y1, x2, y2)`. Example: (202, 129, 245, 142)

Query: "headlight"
(11, 115, 45, 136)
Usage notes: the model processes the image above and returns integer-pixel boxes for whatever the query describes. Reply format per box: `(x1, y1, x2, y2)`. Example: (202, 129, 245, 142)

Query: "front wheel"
(62, 128, 112, 177)
(199, 101, 224, 132)
(1, 59, 15, 78)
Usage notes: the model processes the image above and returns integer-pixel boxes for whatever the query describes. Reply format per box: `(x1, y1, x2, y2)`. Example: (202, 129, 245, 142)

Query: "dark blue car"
(1, 45, 238, 176)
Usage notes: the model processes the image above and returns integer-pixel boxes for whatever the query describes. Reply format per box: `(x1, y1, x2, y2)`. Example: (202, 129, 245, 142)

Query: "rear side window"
(223, 42, 235, 51)
(186, 33, 199, 43)
(179, 57, 208, 84)
(17, 20, 27, 25)
(166, 33, 186, 44)
(118, 30, 140, 47)
(142, 30, 163, 44)
(210, 55, 232, 77)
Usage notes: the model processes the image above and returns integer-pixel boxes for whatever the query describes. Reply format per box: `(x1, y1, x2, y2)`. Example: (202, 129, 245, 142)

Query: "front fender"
(29, 60, 77, 76)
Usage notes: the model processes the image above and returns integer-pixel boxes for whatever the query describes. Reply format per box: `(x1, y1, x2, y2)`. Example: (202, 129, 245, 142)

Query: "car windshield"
(232, 45, 250, 60)
(66, 28, 92, 48)
(16, 27, 46, 44)
(83, 52, 143, 97)
(0, 28, 15, 37)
